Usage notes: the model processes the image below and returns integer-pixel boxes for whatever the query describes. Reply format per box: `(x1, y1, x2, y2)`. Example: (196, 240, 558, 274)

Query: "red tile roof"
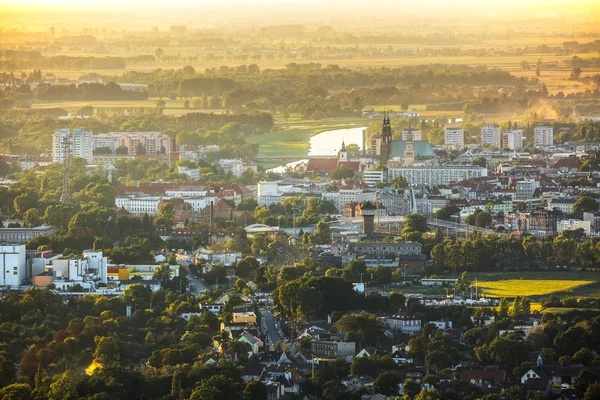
(306, 158, 339, 172)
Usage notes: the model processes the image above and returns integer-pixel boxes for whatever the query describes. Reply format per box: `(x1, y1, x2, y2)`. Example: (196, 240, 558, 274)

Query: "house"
(239, 331, 263, 354)
(520, 366, 552, 384)
(384, 313, 422, 335)
(242, 361, 264, 382)
(342, 375, 375, 391)
(459, 370, 507, 389)
(524, 378, 553, 396)
(355, 348, 377, 358)
(233, 312, 257, 324)
(259, 351, 292, 366)
(199, 303, 223, 315)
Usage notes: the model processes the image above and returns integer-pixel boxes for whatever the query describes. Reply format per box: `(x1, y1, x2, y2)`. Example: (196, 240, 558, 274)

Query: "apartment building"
(533, 126, 554, 148)
(503, 129, 524, 150)
(52, 128, 93, 163)
(114, 132, 171, 155)
(481, 125, 502, 149)
(402, 129, 422, 141)
(444, 127, 465, 149)
(515, 179, 541, 200)
(363, 169, 387, 187)
(388, 165, 487, 187)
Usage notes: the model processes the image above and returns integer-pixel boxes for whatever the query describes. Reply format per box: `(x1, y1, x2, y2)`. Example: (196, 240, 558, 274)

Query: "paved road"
(260, 309, 285, 349)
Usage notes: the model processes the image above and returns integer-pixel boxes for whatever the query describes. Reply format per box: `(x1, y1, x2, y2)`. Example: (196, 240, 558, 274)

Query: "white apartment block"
(444, 127, 464, 149)
(402, 129, 422, 141)
(481, 125, 502, 149)
(503, 130, 524, 150)
(534, 126, 554, 148)
(92, 134, 120, 153)
(257, 180, 332, 206)
(516, 179, 541, 200)
(363, 169, 387, 187)
(52, 128, 93, 163)
(388, 165, 487, 187)
(557, 219, 591, 235)
(0, 245, 26, 287)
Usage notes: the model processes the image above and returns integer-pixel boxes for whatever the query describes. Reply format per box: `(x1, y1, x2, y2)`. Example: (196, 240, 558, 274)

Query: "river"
(267, 126, 367, 173)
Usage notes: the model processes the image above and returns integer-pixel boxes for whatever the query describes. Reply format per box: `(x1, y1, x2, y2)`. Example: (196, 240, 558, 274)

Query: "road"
(260, 309, 285, 350)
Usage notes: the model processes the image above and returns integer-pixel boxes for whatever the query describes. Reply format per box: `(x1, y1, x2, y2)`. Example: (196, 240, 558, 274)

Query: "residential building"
(481, 125, 502, 149)
(534, 126, 554, 148)
(115, 132, 171, 155)
(363, 169, 387, 187)
(516, 179, 540, 200)
(219, 159, 258, 177)
(383, 313, 422, 335)
(505, 209, 560, 236)
(388, 165, 487, 187)
(444, 127, 464, 149)
(52, 128, 93, 163)
(547, 198, 577, 215)
(177, 166, 200, 180)
(557, 219, 591, 235)
(91, 133, 120, 153)
(322, 189, 376, 212)
(0, 245, 27, 287)
(503, 130, 524, 150)
(311, 340, 356, 359)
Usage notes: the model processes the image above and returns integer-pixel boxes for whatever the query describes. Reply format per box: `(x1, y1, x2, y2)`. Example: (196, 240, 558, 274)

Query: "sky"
(0, 0, 598, 28)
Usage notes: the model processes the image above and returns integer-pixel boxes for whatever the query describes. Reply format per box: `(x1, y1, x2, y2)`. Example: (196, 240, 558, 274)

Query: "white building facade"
(444, 127, 465, 149)
(503, 130, 524, 150)
(0, 245, 27, 287)
(481, 125, 502, 149)
(388, 166, 487, 187)
(53, 128, 93, 163)
(534, 126, 554, 148)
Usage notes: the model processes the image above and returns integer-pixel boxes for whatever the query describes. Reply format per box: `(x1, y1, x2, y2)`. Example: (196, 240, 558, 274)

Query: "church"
(370, 112, 435, 166)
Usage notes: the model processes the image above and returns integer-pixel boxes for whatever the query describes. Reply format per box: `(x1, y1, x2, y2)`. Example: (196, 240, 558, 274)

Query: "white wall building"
(516, 179, 541, 200)
(481, 125, 502, 149)
(363, 169, 387, 187)
(557, 219, 591, 235)
(52, 128, 93, 163)
(82, 250, 108, 284)
(115, 194, 218, 216)
(92, 134, 120, 153)
(177, 166, 200, 181)
(503, 130, 524, 150)
(534, 126, 554, 148)
(444, 127, 465, 149)
(388, 166, 487, 187)
(0, 245, 26, 287)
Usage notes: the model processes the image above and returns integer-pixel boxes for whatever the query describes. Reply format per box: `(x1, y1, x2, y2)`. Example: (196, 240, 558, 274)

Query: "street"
(260, 309, 285, 350)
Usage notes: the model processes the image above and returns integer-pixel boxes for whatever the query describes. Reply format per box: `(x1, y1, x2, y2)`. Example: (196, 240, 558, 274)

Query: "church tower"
(403, 124, 415, 166)
(339, 139, 348, 162)
(380, 111, 392, 163)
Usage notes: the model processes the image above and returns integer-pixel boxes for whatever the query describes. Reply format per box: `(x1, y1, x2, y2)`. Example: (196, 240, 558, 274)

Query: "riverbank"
(247, 117, 367, 169)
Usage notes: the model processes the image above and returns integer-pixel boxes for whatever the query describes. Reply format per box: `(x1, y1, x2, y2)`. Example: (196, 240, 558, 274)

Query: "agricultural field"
(476, 279, 594, 298)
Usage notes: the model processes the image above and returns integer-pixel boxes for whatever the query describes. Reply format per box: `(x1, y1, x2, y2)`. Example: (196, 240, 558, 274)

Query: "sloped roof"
(306, 158, 339, 172)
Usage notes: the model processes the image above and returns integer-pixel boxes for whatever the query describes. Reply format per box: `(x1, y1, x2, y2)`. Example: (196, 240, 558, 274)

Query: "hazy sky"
(0, 0, 598, 28)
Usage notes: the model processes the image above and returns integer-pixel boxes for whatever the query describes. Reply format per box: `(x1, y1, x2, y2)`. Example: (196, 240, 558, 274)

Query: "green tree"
(94, 336, 120, 365)
(373, 371, 402, 396)
(155, 202, 176, 232)
(23, 208, 41, 227)
(391, 175, 407, 189)
(573, 196, 599, 218)
(402, 378, 421, 399)
(244, 380, 268, 400)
